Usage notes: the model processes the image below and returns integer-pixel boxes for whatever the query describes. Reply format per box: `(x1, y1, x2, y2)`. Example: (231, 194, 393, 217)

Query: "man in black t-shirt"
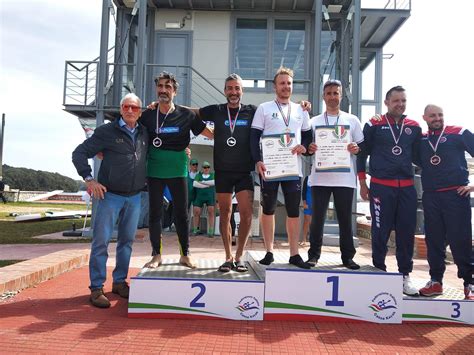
(0, 179, 7, 204)
(197, 74, 256, 272)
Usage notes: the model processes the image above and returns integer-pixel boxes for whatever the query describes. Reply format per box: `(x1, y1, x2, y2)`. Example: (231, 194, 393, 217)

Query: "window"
(233, 17, 308, 90)
(234, 19, 268, 79)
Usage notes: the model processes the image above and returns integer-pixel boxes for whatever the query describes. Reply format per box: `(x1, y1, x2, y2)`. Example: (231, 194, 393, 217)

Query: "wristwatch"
(84, 175, 94, 182)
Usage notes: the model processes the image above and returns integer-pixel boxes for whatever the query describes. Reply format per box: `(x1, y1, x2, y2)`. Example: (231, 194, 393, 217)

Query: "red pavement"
(0, 266, 472, 354)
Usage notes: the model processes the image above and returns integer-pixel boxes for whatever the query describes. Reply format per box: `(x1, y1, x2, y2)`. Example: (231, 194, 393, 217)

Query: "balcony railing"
(64, 61, 226, 112)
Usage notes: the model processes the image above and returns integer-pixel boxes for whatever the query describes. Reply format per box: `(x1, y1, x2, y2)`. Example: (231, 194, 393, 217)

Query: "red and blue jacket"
(357, 115, 422, 187)
(415, 126, 474, 192)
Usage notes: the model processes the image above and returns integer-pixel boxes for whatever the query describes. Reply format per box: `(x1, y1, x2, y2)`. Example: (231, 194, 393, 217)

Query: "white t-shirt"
(308, 111, 364, 188)
(252, 100, 311, 177)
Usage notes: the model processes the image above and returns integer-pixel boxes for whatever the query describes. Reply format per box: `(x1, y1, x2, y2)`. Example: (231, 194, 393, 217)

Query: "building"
(63, 0, 411, 235)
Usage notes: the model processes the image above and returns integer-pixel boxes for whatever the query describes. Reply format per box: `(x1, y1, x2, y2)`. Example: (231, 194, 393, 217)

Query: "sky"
(1, 0, 473, 180)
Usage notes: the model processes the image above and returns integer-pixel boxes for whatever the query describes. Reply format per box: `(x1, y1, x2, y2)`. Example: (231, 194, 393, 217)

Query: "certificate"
(261, 133, 299, 181)
(314, 125, 351, 172)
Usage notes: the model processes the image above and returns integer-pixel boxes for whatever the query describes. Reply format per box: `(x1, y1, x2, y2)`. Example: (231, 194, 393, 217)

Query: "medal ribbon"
(324, 112, 340, 127)
(226, 104, 241, 138)
(155, 104, 174, 135)
(385, 114, 405, 147)
(428, 126, 446, 155)
(275, 100, 291, 128)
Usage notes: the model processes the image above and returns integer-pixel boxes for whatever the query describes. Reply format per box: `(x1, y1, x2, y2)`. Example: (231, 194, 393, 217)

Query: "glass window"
(234, 19, 267, 79)
(272, 20, 305, 80)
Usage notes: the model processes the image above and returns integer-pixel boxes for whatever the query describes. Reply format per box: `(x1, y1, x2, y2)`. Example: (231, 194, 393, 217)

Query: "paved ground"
(0, 232, 472, 353)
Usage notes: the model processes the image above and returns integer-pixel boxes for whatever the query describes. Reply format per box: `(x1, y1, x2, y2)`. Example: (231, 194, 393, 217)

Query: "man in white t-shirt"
(306, 79, 364, 270)
(250, 67, 313, 269)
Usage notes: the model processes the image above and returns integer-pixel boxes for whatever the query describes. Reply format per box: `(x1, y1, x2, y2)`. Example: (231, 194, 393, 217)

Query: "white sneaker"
(403, 275, 419, 296)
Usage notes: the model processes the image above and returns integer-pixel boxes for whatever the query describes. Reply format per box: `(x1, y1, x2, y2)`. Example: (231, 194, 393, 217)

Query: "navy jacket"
(416, 126, 474, 191)
(72, 120, 149, 196)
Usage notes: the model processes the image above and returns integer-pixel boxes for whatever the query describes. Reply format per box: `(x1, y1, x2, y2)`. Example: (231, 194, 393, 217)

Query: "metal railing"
(361, 0, 411, 10)
(64, 62, 226, 110)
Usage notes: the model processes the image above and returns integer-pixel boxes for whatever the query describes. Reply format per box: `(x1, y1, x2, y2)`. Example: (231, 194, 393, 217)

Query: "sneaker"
(403, 275, 419, 296)
(306, 256, 319, 267)
(90, 288, 111, 308)
(112, 282, 130, 299)
(464, 284, 474, 300)
(259, 252, 274, 266)
(343, 259, 360, 270)
(289, 254, 311, 269)
(419, 280, 443, 297)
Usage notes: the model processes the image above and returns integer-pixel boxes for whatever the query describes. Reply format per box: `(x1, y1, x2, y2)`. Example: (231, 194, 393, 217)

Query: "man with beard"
(415, 104, 473, 300)
(197, 74, 257, 272)
(140, 71, 213, 269)
(357, 86, 421, 296)
(306, 79, 363, 270)
(250, 67, 312, 269)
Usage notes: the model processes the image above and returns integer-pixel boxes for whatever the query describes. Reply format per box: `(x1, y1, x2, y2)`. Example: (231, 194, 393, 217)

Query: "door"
(150, 31, 192, 106)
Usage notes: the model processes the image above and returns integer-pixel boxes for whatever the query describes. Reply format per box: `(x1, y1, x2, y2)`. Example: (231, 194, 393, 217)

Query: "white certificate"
(261, 133, 299, 181)
(314, 125, 351, 172)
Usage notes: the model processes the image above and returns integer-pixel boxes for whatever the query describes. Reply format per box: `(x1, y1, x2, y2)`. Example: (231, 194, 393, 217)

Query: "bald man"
(415, 104, 473, 300)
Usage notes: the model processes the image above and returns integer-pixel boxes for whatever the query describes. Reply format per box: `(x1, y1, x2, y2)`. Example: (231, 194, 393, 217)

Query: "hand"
(86, 180, 107, 200)
(256, 161, 266, 180)
(147, 101, 158, 110)
(457, 185, 473, 197)
(300, 100, 312, 112)
(291, 144, 306, 155)
(308, 143, 317, 154)
(359, 180, 370, 201)
(347, 142, 360, 154)
(185, 147, 191, 159)
(371, 114, 383, 122)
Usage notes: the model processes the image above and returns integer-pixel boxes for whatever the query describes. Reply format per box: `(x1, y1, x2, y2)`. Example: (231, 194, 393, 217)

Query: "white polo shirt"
(252, 100, 311, 177)
(308, 111, 364, 188)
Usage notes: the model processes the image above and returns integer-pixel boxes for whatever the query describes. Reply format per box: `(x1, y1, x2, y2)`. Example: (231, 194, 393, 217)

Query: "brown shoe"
(90, 288, 111, 308)
(112, 282, 130, 299)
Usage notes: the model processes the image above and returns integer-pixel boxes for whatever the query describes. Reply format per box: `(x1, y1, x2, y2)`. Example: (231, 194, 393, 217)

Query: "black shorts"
(260, 178, 302, 217)
(215, 171, 254, 194)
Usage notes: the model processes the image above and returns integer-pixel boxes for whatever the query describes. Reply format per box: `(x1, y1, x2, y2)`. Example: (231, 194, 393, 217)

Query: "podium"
(129, 259, 265, 320)
(128, 251, 473, 324)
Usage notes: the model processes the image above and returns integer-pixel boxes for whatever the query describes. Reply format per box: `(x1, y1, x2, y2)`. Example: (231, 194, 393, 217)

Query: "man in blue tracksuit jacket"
(357, 86, 421, 296)
(415, 104, 473, 300)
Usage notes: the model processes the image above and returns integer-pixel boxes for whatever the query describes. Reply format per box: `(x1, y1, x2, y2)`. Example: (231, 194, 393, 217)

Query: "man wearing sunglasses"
(72, 93, 148, 308)
(140, 72, 213, 270)
(187, 159, 199, 210)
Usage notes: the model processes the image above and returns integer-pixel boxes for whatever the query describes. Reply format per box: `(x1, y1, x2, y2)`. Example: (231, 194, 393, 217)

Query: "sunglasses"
(122, 104, 141, 113)
(203, 166, 210, 168)
(191, 163, 198, 166)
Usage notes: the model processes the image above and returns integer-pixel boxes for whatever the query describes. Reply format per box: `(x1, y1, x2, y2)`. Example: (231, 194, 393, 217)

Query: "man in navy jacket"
(415, 104, 473, 300)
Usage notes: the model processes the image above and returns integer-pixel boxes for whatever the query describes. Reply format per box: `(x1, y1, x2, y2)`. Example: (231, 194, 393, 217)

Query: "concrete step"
(323, 233, 359, 248)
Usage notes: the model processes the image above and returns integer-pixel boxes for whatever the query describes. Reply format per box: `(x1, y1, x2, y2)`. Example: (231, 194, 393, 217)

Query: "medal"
(152, 137, 162, 148)
(430, 155, 441, 165)
(428, 126, 445, 166)
(391, 145, 402, 155)
(226, 137, 237, 147)
(226, 104, 241, 147)
(153, 104, 173, 149)
(385, 115, 405, 156)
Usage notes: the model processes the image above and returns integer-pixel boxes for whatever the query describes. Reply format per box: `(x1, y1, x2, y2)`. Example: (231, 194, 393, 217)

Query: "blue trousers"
(89, 192, 141, 289)
(369, 183, 417, 274)
(423, 190, 473, 285)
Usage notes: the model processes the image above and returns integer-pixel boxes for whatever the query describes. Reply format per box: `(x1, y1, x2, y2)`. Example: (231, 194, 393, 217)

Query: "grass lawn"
(0, 260, 25, 267)
(0, 202, 91, 244)
(0, 218, 91, 244)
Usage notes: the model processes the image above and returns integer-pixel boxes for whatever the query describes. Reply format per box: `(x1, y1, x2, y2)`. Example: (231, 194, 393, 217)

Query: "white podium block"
(264, 268, 403, 323)
(403, 285, 473, 325)
(128, 259, 265, 320)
